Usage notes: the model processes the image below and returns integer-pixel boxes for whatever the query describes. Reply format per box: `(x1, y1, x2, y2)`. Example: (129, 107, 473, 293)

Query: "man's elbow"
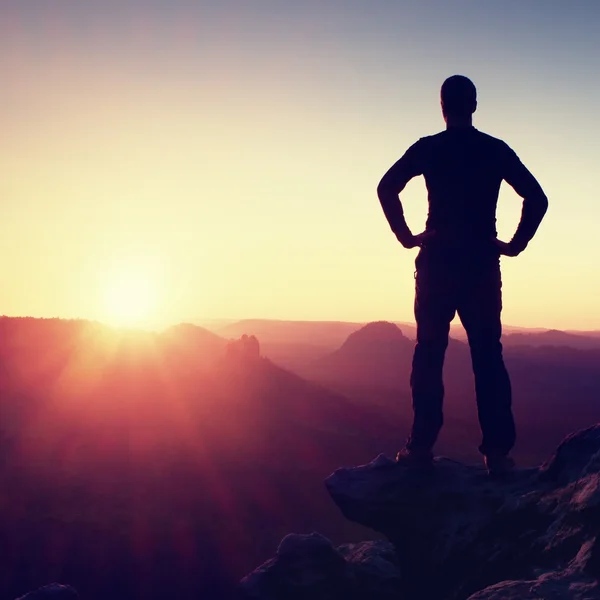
(538, 192, 549, 216)
(526, 187, 548, 217)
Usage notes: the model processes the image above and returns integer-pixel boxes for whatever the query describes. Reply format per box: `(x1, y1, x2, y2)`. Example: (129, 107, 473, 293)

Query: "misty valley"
(1, 317, 599, 598)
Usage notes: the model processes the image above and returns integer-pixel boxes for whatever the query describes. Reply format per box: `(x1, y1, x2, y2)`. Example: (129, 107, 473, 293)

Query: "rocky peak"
(226, 334, 261, 361)
(341, 321, 408, 350)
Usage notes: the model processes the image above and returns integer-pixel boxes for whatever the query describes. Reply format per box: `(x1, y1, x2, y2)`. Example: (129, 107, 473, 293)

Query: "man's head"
(441, 75, 477, 122)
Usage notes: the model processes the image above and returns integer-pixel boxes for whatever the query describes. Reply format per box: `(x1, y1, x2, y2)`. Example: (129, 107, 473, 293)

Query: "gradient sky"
(1, 1, 599, 329)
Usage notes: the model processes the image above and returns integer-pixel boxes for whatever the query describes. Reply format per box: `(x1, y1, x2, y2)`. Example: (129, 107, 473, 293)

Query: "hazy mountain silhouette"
(213, 319, 600, 373)
(214, 319, 369, 372)
(215, 319, 365, 347)
(503, 328, 600, 350)
(0, 317, 399, 600)
(572, 330, 600, 338)
(304, 321, 470, 394)
(305, 321, 414, 390)
(162, 322, 227, 356)
(211, 318, 588, 345)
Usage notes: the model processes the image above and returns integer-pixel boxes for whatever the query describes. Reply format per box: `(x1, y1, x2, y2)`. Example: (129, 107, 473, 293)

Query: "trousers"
(406, 248, 515, 456)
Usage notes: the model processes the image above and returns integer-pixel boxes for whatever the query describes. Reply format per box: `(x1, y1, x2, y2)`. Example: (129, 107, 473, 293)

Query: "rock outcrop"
(242, 425, 600, 600)
(226, 334, 261, 361)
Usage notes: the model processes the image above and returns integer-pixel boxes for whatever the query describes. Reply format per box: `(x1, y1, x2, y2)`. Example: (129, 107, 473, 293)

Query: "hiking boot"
(484, 454, 516, 478)
(396, 447, 434, 469)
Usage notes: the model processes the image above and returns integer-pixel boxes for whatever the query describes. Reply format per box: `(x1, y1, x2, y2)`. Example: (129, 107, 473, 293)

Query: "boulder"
(239, 533, 402, 600)
(16, 585, 79, 600)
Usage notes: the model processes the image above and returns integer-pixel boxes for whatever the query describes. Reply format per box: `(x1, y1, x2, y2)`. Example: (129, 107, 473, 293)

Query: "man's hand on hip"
(493, 238, 521, 257)
(399, 230, 436, 249)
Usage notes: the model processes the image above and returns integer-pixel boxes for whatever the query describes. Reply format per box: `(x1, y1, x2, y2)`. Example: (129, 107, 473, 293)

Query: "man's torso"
(411, 127, 513, 267)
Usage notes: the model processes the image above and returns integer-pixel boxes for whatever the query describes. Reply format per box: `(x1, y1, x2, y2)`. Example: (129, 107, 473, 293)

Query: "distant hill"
(160, 322, 228, 365)
(212, 320, 369, 371)
(304, 321, 470, 392)
(569, 330, 600, 338)
(503, 328, 600, 350)
(305, 321, 414, 389)
(213, 319, 366, 347)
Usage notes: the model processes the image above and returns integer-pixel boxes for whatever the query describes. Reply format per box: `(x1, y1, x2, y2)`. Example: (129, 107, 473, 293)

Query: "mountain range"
(2, 316, 600, 598)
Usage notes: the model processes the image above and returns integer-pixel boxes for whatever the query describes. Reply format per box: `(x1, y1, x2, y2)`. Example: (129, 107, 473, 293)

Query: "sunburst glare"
(104, 273, 157, 327)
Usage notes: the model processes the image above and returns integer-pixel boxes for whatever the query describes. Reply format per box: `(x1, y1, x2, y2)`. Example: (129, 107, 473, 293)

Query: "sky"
(1, 0, 599, 330)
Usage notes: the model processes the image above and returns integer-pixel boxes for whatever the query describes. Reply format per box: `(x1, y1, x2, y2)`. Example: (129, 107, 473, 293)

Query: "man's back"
(379, 125, 547, 258)
(402, 127, 541, 251)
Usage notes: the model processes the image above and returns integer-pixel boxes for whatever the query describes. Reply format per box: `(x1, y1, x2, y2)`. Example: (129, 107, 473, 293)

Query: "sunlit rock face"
(243, 425, 600, 600)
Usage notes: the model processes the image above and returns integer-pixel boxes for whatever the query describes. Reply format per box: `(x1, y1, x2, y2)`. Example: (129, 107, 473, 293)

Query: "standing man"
(377, 75, 548, 476)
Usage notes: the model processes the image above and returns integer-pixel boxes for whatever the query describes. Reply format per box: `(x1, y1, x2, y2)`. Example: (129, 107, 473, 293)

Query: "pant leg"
(407, 255, 457, 453)
(457, 264, 515, 456)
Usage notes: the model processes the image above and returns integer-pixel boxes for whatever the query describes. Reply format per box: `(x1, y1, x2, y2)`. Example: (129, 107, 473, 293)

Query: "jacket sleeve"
(377, 141, 424, 244)
(502, 146, 548, 253)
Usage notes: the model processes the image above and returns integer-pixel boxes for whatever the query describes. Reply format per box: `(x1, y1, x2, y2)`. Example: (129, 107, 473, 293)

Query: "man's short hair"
(441, 75, 477, 117)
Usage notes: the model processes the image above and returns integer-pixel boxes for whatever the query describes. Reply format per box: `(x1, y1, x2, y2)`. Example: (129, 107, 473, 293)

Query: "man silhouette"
(377, 75, 548, 476)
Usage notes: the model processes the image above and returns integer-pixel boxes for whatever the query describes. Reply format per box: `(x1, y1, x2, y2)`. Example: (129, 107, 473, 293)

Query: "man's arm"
(377, 142, 425, 248)
(501, 147, 549, 255)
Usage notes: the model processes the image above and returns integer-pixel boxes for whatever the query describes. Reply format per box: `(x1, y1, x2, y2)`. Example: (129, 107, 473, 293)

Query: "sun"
(104, 274, 157, 327)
